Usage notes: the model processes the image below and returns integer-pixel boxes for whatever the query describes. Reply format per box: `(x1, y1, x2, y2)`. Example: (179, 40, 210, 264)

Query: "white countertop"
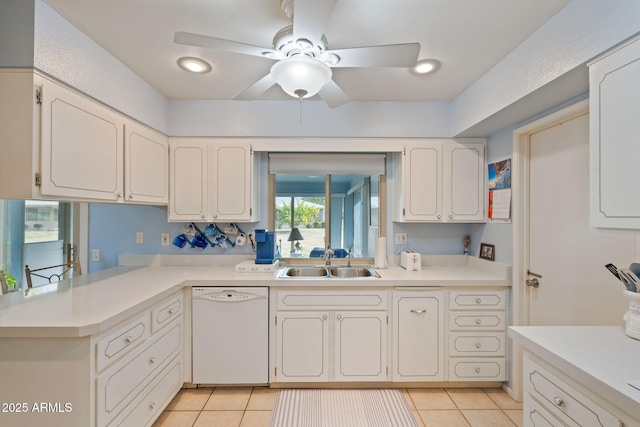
(509, 325, 640, 423)
(0, 255, 510, 338)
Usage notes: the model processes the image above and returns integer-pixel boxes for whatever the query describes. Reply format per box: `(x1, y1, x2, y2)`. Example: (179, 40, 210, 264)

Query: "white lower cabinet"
(523, 354, 621, 427)
(273, 289, 388, 383)
(447, 289, 507, 382)
(393, 290, 444, 381)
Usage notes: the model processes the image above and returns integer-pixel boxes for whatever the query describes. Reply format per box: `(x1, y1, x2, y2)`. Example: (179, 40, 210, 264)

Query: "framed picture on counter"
(479, 243, 495, 261)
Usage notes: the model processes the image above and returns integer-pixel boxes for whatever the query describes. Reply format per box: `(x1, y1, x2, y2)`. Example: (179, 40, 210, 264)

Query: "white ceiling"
(42, 0, 572, 104)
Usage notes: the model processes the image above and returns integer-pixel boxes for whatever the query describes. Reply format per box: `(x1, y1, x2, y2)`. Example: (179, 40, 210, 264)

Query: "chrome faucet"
(347, 248, 352, 267)
(324, 246, 334, 267)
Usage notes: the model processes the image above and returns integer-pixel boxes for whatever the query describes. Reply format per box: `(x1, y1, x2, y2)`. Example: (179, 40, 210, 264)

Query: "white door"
(393, 292, 443, 381)
(276, 312, 329, 382)
(168, 142, 208, 221)
(334, 312, 387, 381)
(527, 112, 634, 325)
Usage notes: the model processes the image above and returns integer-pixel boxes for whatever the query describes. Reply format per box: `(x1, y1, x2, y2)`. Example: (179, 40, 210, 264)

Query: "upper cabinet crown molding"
(589, 34, 640, 228)
(0, 70, 168, 205)
(393, 140, 486, 223)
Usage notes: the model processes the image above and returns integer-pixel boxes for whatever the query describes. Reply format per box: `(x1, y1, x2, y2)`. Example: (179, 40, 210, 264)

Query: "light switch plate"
(92, 249, 100, 262)
(136, 231, 144, 244)
(161, 233, 170, 246)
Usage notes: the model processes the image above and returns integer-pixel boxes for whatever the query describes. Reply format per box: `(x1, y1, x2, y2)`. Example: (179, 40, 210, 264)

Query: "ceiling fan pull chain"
(299, 97, 303, 126)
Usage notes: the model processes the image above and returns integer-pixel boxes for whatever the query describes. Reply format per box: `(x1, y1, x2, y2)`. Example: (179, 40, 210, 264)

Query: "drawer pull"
(149, 402, 156, 410)
(410, 309, 426, 314)
(168, 308, 175, 315)
(150, 357, 156, 364)
(475, 368, 481, 374)
(553, 396, 564, 407)
(475, 298, 482, 304)
(475, 343, 481, 349)
(475, 319, 481, 324)
(125, 335, 133, 344)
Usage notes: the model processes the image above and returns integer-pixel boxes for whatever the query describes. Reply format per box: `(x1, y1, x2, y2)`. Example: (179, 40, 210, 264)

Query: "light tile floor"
(152, 387, 523, 427)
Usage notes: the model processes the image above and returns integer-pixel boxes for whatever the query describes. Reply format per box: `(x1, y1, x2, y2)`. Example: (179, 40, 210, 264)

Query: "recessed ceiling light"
(411, 59, 441, 75)
(177, 57, 212, 74)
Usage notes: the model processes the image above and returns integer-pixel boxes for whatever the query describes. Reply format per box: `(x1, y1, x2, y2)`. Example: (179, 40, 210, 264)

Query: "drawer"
(523, 355, 620, 427)
(109, 358, 183, 427)
(449, 311, 506, 330)
(448, 358, 506, 381)
(97, 323, 182, 426)
(277, 289, 388, 311)
(524, 394, 563, 427)
(449, 290, 506, 310)
(151, 293, 183, 333)
(96, 313, 151, 372)
(448, 332, 506, 356)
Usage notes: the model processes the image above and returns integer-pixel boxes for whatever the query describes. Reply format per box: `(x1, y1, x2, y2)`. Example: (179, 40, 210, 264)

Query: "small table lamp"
(288, 227, 304, 256)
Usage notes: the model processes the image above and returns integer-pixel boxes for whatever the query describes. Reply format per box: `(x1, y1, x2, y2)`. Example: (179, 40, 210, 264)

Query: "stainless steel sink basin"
(281, 266, 329, 277)
(329, 266, 380, 278)
(279, 266, 379, 279)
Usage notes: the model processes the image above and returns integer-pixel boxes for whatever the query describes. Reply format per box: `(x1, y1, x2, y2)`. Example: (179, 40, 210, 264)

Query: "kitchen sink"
(329, 267, 380, 278)
(279, 266, 379, 279)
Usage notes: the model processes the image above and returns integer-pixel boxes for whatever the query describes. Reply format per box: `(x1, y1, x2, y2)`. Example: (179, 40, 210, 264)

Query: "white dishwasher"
(192, 287, 269, 384)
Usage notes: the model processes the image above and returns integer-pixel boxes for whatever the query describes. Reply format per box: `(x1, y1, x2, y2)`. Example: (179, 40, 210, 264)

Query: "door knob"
(526, 278, 540, 288)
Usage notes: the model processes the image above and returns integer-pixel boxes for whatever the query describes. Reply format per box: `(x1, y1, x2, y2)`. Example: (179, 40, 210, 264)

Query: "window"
(269, 153, 385, 260)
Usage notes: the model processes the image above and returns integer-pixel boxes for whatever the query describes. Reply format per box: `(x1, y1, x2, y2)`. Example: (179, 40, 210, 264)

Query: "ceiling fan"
(174, 0, 421, 108)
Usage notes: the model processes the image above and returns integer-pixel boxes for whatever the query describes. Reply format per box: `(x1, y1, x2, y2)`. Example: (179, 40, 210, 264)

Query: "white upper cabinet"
(40, 78, 125, 201)
(124, 122, 169, 204)
(394, 140, 486, 222)
(589, 34, 640, 228)
(168, 139, 258, 222)
(0, 70, 168, 204)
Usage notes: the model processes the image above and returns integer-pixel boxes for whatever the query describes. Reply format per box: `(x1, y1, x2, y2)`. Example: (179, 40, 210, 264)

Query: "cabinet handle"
(475, 343, 481, 349)
(322, 315, 327, 320)
(410, 309, 426, 314)
(475, 368, 481, 374)
(437, 214, 441, 219)
(475, 298, 482, 304)
(149, 402, 156, 409)
(117, 193, 122, 199)
(337, 315, 342, 320)
(128, 194, 133, 200)
(150, 357, 156, 364)
(125, 335, 133, 344)
(168, 308, 175, 315)
(449, 214, 453, 219)
(200, 214, 205, 219)
(475, 319, 482, 325)
(553, 396, 564, 407)
(214, 214, 218, 218)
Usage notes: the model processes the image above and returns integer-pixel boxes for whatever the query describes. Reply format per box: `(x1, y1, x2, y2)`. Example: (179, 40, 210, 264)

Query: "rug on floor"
(270, 389, 419, 427)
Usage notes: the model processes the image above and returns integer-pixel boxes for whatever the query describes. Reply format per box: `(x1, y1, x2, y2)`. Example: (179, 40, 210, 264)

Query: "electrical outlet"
(161, 233, 170, 246)
(394, 233, 408, 245)
(92, 249, 100, 262)
(136, 231, 144, 244)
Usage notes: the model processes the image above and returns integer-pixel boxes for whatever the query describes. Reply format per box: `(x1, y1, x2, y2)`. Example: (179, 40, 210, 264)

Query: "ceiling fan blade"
(174, 31, 282, 59)
(233, 74, 277, 100)
(327, 43, 420, 68)
(292, 0, 337, 47)
(318, 79, 350, 108)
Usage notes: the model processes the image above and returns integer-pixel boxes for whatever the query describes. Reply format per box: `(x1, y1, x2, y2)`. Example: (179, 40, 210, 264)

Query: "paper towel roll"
(374, 236, 388, 269)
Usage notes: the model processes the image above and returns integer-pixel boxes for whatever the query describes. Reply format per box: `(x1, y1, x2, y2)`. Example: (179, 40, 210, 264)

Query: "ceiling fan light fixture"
(177, 57, 212, 74)
(411, 59, 441, 75)
(270, 56, 332, 99)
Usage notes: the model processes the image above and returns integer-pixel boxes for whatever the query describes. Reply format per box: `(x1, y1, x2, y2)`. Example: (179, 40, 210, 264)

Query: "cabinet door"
(334, 312, 387, 381)
(210, 142, 253, 221)
(589, 35, 640, 228)
(124, 122, 168, 205)
(444, 142, 485, 222)
(393, 292, 444, 381)
(276, 312, 329, 382)
(40, 80, 124, 200)
(402, 143, 442, 221)
(168, 141, 208, 221)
